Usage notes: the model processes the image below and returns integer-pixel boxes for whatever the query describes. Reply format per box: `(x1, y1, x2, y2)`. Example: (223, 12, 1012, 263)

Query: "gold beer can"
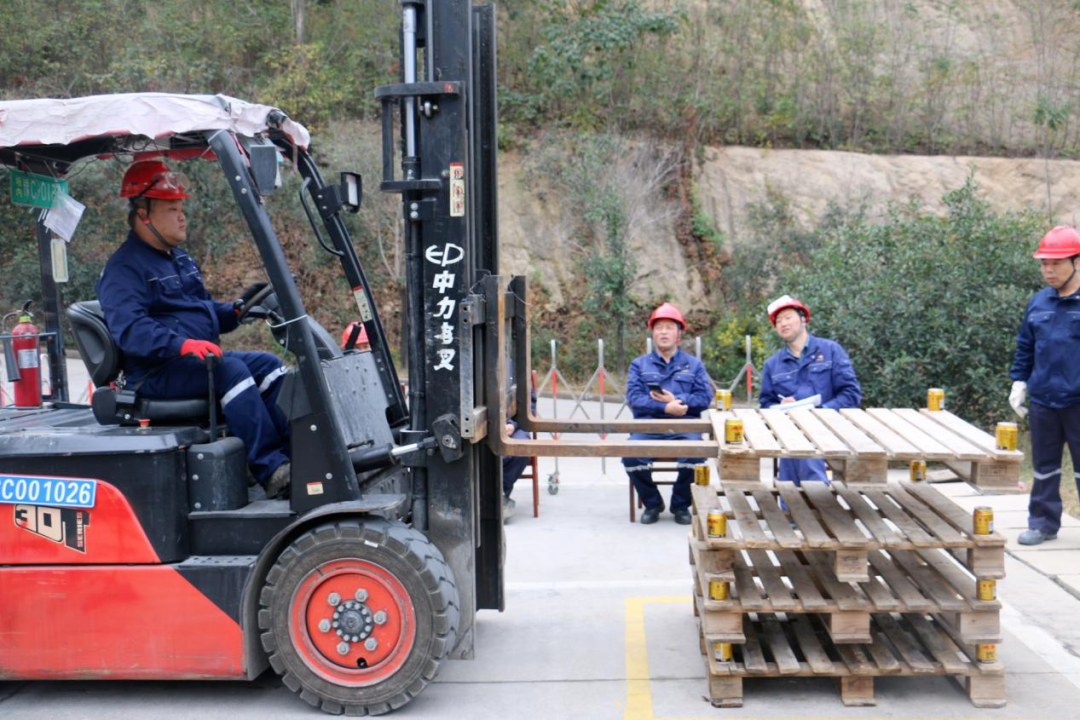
(709, 579, 730, 601)
(976, 643, 996, 663)
(724, 418, 744, 444)
(714, 642, 733, 662)
(909, 460, 927, 482)
(695, 464, 711, 486)
(996, 422, 1018, 451)
(707, 509, 727, 538)
(973, 507, 994, 535)
(927, 387, 945, 411)
(716, 389, 732, 410)
(977, 579, 997, 601)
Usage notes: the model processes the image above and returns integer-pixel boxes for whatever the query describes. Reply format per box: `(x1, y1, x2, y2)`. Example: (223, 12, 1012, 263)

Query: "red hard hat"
(341, 321, 370, 349)
(767, 294, 811, 326)
(648, 302, 686, 330)
(120, 160, 190, 200)
(1034, 226, 1080, 259)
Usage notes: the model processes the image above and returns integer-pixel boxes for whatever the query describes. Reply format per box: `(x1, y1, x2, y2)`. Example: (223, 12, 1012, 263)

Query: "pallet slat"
(903, 482, 1007, 547)
(918, 408, 1023, 461)
(841, 408, 921, 458)
(777, 482, 834, 547)
(802, 481, 870, 547)
(723, 486, 772, 548)
(892, 408, 988, 460)
(761, 409, 821, 456)
(812, 409, 887, 457)
(750, 488, 803, 548)
(788, 408, 852, 456)
(885, 483, 966, 545)
(733, 407, 783, 454)
(866, 408, 956, 459)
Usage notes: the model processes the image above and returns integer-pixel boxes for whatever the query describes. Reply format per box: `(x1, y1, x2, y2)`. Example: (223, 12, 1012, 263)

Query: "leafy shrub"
(700, 310, 770, 392)
(784, 178, 1046, 428)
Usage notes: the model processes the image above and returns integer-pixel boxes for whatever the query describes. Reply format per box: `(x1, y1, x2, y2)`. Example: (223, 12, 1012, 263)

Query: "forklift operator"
(96, 160, 291, 498)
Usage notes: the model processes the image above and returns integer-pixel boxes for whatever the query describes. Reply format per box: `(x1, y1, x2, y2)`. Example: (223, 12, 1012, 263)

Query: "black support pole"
(35, 216, 67, 402)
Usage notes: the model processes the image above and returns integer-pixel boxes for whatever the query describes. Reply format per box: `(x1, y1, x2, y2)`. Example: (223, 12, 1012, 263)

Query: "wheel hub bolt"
(373, 611, 387, 625)
(364, 637, 378, 651)
(327, 592, 341, 607)
(318, 619, 331, 633)
(337, 642, 350, 655)
(355, 589, 369, 602)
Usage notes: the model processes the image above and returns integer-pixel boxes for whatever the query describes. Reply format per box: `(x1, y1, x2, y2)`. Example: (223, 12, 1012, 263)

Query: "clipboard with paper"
(775, 394, 822, 412)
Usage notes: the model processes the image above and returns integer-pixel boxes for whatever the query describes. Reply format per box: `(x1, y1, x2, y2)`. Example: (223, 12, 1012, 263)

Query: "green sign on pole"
(9, 170, 69, 209)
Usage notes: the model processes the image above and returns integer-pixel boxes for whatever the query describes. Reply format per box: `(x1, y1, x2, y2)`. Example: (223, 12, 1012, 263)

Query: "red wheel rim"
(289, 559, 417, 686)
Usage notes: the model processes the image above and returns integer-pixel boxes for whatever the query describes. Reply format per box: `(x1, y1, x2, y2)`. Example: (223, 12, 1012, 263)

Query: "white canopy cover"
(0, 93, 310, 150)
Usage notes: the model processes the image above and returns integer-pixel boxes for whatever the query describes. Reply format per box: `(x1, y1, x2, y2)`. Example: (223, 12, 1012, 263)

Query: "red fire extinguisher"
(11, 301, 42, 408)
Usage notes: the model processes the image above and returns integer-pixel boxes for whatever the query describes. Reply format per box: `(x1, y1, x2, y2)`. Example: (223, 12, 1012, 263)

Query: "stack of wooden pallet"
(689, 480, 1007, 708)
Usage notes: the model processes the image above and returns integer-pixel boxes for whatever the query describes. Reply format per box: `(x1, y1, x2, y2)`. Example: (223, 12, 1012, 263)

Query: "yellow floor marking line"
(622, 595, 1026, 720)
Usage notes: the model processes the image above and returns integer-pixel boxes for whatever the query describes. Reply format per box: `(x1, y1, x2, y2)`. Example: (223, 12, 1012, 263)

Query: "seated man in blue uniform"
(623, 303, 713, 525)
(760, 295, 862, 486)
(97, 160, 291, 498)
(501, 358, 538, 522)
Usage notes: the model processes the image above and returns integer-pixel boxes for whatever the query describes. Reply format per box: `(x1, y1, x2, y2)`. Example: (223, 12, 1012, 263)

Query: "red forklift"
(0, 2, 511, 715)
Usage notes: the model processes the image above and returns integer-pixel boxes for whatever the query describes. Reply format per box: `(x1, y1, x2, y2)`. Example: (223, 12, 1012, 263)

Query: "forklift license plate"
(0, 474, 97, 509)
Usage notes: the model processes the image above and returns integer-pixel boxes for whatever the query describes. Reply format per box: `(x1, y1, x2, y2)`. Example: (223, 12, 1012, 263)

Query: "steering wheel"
(236, 283, 278, 324)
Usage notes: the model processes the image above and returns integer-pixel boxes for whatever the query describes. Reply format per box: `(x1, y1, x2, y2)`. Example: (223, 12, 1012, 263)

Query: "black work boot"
(640, 504, 663, 524)
(673, 509, 692, 525)
(265, 462, 291, 499)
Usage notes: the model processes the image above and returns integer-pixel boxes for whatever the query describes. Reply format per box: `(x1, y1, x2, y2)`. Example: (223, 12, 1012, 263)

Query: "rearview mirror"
(248, 141, 281, 197)
(340, 172, 362, 213)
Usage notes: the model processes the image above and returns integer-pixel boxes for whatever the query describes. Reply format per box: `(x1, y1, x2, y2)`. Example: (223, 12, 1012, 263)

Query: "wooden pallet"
(691, 480, 1007, 582)
(698, 612, 1005, 708)
(690, 541, 1002, 645)
(707, 407, 1022, 492)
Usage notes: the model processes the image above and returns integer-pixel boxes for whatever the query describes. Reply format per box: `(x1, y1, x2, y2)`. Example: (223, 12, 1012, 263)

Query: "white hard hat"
(766, 294, 811, 326)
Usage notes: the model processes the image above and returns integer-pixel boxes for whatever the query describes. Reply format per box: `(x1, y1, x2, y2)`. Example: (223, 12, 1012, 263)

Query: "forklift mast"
(376, 0, 505, 656)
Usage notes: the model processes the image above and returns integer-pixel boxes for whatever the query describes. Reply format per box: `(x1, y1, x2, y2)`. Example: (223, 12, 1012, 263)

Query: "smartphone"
(647, 383, 663, 393)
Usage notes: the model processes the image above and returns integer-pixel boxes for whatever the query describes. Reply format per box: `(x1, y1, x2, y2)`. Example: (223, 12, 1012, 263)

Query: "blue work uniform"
(1010, 285, 1080, 535)
(504, 388, 538, 498)
(622, 349, 713, 513)
(760, 334, 862, 483)
(97, 232, 290, 485)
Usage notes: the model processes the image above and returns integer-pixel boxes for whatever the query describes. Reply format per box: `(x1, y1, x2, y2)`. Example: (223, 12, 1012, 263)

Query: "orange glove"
(180, 339, 222, 360)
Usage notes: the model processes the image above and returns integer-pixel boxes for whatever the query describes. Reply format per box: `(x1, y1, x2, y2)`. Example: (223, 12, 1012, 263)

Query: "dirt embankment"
(498, 146, 1080, 312)
(696, 146, 1080, 239)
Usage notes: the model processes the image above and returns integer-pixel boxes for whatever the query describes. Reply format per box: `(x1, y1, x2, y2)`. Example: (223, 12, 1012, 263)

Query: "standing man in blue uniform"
(623, 303, 713, 525)
(97, 160, 291, 498)
(760, 295, 862, 485)
(1010, 226, 1080, 545)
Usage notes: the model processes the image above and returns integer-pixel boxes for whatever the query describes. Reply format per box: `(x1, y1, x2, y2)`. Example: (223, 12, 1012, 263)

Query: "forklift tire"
(259, 518, 460, 716)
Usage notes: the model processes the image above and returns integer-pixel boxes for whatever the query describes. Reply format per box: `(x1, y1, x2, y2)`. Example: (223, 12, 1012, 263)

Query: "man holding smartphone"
(623, 303, 714, 525)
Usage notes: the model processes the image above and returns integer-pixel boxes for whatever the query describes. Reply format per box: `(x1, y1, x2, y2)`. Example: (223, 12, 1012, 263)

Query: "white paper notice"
(776, 394, 822, 412)
(43, 191, 85, 241)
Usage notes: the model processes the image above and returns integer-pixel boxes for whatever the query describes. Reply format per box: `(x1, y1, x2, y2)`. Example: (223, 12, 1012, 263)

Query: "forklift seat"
(67, 301, 210, 426)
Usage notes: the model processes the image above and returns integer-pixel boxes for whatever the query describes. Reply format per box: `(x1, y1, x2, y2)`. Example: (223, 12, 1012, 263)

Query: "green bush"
(700, 310, 770, 392)
(784, 178, 1046, 428)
